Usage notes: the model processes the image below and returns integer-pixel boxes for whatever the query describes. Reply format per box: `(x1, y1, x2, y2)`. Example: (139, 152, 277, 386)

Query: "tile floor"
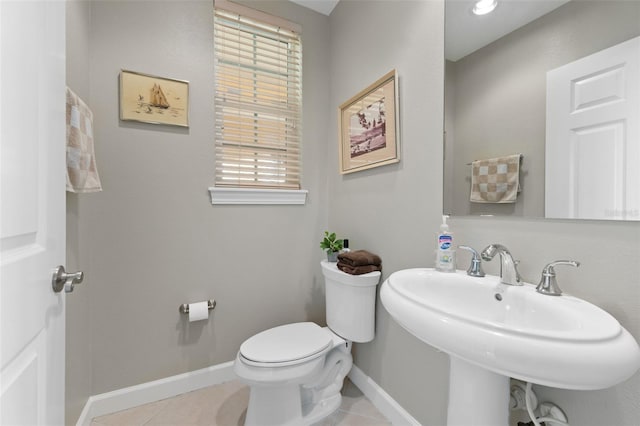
(90, 379, 391, 426)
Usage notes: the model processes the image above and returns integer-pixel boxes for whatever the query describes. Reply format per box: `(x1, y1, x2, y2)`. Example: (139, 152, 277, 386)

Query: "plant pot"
(327, 251, 339, 262)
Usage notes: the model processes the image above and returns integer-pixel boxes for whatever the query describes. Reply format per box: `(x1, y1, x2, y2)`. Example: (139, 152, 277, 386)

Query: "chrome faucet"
(480, 244, 522, 286)
(536, 260, 580, 296)
(458, 246, 485, 277)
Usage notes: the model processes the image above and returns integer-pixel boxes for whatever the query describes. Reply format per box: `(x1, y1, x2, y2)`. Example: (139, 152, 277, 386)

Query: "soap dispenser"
(436, 215, 455, 272)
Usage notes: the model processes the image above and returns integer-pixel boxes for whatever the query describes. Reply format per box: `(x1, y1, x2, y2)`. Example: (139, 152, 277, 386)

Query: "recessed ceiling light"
(473, 0, 498, 15)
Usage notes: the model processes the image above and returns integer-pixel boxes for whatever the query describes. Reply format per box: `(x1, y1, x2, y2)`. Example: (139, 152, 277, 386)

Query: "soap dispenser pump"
(436, 215, 455, 272)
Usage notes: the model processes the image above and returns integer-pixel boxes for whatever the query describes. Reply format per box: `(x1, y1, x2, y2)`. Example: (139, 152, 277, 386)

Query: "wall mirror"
(443, 0, 640, 221)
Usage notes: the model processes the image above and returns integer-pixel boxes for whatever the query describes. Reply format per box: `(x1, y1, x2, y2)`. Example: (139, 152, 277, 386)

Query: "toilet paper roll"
(188, 301, 209, 322)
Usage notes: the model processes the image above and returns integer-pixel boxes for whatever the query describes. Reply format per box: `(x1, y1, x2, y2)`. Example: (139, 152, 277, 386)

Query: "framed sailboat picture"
(119, 70, 189, 127)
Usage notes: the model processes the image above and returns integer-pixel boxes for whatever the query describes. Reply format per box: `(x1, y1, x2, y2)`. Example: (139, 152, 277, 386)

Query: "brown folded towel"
(337, 250, 382, 267)
(337, 262, 382, 275)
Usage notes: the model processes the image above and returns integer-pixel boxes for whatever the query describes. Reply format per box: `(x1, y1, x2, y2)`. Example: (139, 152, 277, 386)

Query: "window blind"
(214, 3, 302, 189)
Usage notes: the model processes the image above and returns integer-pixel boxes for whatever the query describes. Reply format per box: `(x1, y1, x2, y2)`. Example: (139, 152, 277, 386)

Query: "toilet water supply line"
(525, 382, 569, 426)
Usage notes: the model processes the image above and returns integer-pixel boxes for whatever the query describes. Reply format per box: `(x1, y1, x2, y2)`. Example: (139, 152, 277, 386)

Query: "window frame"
(210, 0, 306, 205)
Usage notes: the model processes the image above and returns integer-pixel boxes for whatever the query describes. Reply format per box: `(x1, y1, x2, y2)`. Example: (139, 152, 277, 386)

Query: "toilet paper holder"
(179, 299, 216, 314)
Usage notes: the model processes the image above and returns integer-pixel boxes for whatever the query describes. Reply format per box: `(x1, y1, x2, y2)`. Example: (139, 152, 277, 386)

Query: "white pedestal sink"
(380, 269, 640, 425)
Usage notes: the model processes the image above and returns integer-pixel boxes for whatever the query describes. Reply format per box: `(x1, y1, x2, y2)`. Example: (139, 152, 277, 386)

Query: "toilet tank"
(320, 261, 381, 343)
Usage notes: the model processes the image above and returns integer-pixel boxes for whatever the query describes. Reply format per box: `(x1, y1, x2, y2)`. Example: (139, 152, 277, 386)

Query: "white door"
(546, 36, 640, 220)
(1, 1, 67, 424)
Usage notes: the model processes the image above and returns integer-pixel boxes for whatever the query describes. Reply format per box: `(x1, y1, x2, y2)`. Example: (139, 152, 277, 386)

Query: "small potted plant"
(320, 231, 343, 262)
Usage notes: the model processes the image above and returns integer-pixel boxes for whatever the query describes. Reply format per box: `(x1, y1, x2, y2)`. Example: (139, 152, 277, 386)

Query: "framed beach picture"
(119, 70, 189, 127)
(338, 70, 400, 174)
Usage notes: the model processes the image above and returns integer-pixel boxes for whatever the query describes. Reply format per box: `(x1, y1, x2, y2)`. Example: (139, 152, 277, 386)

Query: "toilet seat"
(240, 322, 332, 367)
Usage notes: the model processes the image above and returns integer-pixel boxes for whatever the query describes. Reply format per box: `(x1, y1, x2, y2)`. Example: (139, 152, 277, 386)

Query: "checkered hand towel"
(66, 87, 102, 193)
(470, 154, 521, 203)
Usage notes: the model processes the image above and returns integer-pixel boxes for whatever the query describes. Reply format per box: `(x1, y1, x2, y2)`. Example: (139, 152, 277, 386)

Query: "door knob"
(52, 265, 84, 293)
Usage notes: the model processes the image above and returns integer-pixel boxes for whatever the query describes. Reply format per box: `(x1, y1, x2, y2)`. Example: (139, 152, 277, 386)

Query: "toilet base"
(245, 384, 303, 426)
(238, 331, 353, 426)
(244, 381, 344, 426)
(302, 393, 342, 425)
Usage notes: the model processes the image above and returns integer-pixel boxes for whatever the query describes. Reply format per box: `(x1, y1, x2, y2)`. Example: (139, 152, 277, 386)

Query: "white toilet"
(234, 260, 381, 426)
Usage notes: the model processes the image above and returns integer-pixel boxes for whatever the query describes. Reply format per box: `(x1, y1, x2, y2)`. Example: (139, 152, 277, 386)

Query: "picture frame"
(119, 69, 189, 128)
(338, 69, 400, 174)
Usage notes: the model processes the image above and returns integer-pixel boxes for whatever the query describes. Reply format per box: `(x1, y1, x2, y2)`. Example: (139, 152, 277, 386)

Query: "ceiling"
(445, 0, 570, 61)
(286, 0, 571, 61)
(289, 0, 339, 15)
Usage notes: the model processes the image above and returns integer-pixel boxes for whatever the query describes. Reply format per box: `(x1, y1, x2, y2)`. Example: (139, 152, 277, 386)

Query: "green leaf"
(320, 231, 344, 252)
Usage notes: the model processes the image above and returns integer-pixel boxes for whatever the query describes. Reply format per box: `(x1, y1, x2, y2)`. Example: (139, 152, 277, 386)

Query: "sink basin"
(381, 268, 640, 389)
(381, 268, 640, 425)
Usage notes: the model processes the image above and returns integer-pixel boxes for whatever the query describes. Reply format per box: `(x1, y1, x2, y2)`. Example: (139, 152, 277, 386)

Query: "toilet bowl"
(234, 261, 381, 426)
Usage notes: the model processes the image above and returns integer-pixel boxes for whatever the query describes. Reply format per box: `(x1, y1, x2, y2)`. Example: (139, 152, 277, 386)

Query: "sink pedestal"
(447, 357, 509, 426)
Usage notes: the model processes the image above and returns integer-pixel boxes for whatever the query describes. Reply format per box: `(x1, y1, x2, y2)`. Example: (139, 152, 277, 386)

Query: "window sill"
(208, 187, 308, 205)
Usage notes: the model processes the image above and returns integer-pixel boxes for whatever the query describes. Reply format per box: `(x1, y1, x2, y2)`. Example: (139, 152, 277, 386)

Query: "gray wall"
(328, 1, 449, 424)
(445, 0, 640, 217)
(65, 0, 329, 422)
(66, 1, 640, 425)
(327, 2, 640, 425)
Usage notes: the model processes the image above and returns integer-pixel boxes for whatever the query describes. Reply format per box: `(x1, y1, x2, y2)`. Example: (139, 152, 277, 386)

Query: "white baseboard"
(76, 361, 417, 426)
(76, 361, 235, 426)
(348, 365, 421, 426)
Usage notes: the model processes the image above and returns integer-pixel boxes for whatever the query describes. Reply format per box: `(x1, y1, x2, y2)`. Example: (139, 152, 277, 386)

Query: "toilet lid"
(240, 322, 332, 364)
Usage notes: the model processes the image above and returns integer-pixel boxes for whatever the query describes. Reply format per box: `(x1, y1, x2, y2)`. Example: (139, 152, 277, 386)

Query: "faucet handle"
(458, 246, 485, 277)
(536, 260, 580, 296)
